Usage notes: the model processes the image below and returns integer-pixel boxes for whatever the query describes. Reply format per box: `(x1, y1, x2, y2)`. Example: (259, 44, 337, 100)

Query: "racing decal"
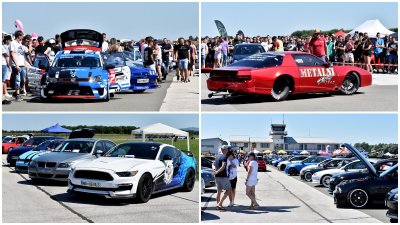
(299, 67, 335, 85)
(163, 160, 174, 184)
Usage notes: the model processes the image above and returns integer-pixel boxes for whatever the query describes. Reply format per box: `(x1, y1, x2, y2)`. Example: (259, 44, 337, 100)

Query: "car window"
(159, 146, 176, 161)
(53, 56, 101, 68)
(292, 54, 325, 66)
(59, 141, 94, 153)
(17, 137, 26, 144)
(234, 45, 265, 55)
(104, 141, 116, 151)
(105, 143, 160, 160)
(229, 54, 283, 68)
(94, 141, 104, 152)
(348, 161, 366, 169)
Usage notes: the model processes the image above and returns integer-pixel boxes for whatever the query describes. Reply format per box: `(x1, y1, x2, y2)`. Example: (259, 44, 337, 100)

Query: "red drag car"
(205, 52, 372, 101)
(2, 136, 28, 154)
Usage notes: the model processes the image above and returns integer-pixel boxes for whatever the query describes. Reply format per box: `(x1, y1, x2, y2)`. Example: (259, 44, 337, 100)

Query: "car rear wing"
(61, 29, 103, 49)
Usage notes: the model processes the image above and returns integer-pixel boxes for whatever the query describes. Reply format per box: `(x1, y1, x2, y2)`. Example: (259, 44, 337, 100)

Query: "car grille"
(74, 170, 114, 181)
(47, 83, 94, 96)
(71, 183, 132, 191)
(38, 162, 46, 167)
(37, 162, 57, 168)
(37, 173, 53, 178)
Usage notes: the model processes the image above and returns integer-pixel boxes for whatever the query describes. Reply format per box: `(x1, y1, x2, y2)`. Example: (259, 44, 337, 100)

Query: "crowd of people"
(2, 30, 198, 105)
(213, 145, 259, 210)
(201, 29, 398, 74)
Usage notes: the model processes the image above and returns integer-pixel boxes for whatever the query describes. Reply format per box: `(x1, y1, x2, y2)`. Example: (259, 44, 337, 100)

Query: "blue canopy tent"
(41, 123, 72, 134)
(292, 151, 299, 155)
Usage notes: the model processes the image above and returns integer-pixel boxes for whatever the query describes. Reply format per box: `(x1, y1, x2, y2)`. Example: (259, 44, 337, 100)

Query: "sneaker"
(4, 93, 12, 99)
(15, 95, 23, 102)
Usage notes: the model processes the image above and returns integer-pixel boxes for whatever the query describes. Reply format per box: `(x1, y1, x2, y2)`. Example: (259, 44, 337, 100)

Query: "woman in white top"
(213, 41, 222, 68)
(245, 152, 259, 209)
(153, 40, 163, 82)
(226, 151, 239, 207)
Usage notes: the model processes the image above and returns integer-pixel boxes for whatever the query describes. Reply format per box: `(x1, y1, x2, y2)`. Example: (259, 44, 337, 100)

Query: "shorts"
(215, 177, 231, 191)
(201, 55, 206, 65)
(145, 64, 156, 72)
(389, 54, 398, 64)
(345, 53, 354, 62)
(246, 179, 258, 187)
(2, 65, 7, 82)
(178, 58, 188, 70)
(229, 177, 237, 189)
(155, 59, 162, 67)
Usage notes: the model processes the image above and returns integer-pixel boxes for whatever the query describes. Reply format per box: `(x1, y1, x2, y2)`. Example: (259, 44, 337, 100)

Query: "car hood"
(315, 168, 343, 176)
(19, 150, 44, 159)
(344, 143, 377, 177)
(33, 152, 90, 163)
(9, 146, 34, 155)
(48, 67, 104, 79)
(302, 164, 319, 170)
(75, 157, 153, 172)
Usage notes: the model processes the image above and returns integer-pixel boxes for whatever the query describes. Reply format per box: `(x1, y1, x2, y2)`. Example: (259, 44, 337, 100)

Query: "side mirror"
(96, 150, 104, 155)
(106, 64, 115, 70)
(163, 155, 172, 161)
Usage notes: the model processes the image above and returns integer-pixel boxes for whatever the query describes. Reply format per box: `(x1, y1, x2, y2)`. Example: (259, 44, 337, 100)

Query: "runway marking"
(3, 162, 94, 223)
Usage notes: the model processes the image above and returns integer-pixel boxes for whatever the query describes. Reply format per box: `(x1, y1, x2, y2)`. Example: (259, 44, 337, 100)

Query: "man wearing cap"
(309, 29, 328, 62)
(213, 145, 232, 210)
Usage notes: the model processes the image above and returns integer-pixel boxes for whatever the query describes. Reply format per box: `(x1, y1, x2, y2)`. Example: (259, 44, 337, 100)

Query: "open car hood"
(61, 29, 103, 49)
(69, 129, 95, 139)
(344, 143, 378, 177)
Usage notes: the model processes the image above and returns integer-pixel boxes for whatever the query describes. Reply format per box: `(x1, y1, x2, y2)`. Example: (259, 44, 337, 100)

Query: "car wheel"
(271, 76, 291, 101)
(280, 164, 286, 171)
(348, 188, 369, 208)
(321, 175, 332, 188)
(304, 172, 313, 182)
(182, 168, 195, 192)
(288, 168, 297, 176)
(136, 173, 153, 203)
(340, 72, 360, 95)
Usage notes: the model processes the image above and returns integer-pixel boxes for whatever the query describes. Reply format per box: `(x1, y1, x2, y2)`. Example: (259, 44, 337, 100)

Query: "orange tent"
(334, 30, 345, 38)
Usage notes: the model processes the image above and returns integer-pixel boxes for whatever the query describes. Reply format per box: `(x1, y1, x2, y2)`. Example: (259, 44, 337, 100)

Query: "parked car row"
(27, 29, 160, 102)
(271, 144, 398, 223)
(5, 129, 196, 203)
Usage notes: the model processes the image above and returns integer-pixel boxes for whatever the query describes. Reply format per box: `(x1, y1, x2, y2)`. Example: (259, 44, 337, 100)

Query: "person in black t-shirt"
(213, 145, 232, 211)
(143, 37, 156, 76)
(161, 38, 173, 74)
(335, 36, 346, 64)
(173, 38, 191, 83)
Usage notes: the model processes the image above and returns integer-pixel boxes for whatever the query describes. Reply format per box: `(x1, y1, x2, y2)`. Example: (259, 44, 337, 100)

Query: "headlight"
(116, 171, 138, 177)
(394, 193, 398, 201)
(89, 75, 103, 82)
(58, 162, 75, 168)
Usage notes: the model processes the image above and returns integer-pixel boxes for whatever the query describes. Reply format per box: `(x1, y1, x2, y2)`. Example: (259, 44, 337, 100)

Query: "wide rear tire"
(340, 73, 360, 95)
(271, 77, 291, 101)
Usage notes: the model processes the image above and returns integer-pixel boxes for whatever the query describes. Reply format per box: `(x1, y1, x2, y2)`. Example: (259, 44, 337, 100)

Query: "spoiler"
(61, 29, 103, 49)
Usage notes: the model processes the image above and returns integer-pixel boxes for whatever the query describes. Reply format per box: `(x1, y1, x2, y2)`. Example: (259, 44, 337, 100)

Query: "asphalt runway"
(2, 155, 199, 223)
(201, 74, 398, 112)
(201, 165, 385, 223)
(3, 74, 175, 112)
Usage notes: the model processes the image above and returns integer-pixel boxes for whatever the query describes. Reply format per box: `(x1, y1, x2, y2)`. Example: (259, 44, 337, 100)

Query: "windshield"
(22, 137, 52, 147)
(234, 45, 265, 56)
(302, 157, 323, 163)
(105, 53, 127, 67)
(52, 55, 101, 68)
(105, 143, 160, 160)
(3, 137, 14, 143)
(229, 54, 283, 68)
(58, 141, 94, 153)
(64, 39, 99, 47)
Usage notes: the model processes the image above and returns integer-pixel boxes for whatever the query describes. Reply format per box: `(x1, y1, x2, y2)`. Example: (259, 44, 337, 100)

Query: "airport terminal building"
(229, 123, 341, 154)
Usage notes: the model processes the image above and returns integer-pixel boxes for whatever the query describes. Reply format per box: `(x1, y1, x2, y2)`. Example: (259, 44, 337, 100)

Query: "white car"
(201, 178, 205, 194)
(68, 142, 196, 203)
(311, 160, 374, 187)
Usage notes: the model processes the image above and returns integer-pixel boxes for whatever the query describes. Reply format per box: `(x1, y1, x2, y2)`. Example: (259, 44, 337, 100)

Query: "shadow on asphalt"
(201, 92, 365, 105)
(201, 205, 299, 220)
(17, 179, 68, 187)
(201, 211, 220, 221)
(50, 188, 187, 205)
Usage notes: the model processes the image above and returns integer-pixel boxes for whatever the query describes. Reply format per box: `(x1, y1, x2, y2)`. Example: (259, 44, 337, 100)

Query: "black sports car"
(328, 158, 398, 193)
(300, 158, 354, 182)
(333, 144, 398, 208)
(386, 188, 398, 223)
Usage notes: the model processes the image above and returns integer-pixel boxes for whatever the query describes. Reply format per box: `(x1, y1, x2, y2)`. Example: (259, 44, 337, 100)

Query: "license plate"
(68, 90, 80, 95)
(137, 79, 149, 84)
(81, 180, 101, 187)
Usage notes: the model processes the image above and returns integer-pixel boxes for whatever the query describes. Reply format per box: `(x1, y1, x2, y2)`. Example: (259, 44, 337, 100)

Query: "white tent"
(300, 150, 310, 155)
(348, 19, 394, 37)
(131, 123, 190, 151)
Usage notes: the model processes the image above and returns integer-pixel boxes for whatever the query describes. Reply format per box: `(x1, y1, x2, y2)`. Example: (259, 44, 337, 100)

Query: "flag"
(214, 20, 228, 37)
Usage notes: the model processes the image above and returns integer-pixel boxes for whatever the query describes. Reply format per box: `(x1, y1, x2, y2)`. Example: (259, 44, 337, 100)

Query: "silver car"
(28, 138, 116, 182)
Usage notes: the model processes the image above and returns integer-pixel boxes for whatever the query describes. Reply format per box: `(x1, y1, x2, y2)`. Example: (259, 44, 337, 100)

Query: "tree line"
(354, 142, 398, 154)
(291, 28, 398, 39)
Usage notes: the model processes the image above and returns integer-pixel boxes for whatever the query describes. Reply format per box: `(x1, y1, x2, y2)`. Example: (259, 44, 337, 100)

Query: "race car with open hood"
(68, 142, 196, 203)
(204, 52, 372, 101)
(333, 144, 398, 208)
(40, 29, 117, 101)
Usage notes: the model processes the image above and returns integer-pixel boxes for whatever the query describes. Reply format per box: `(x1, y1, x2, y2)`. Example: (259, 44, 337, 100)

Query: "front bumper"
(311, 174, 322, 184)
(7, 154, 19, 166)
(67, 169, 140, 199)
(43, 81, 108, 99)
(333, 190, 347, 206)
(15, 160, 29, 173)
(28, 165, 70, 181)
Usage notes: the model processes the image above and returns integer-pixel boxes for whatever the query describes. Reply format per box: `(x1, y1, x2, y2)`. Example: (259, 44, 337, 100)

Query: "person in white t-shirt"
(245, 152, 259, 209)
(10, 30, 27, 102)
(226, 150, 239, 207)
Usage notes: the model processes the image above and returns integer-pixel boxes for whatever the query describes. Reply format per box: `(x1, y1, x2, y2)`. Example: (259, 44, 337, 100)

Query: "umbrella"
(333, 148, 351, 156)
(292, 151, 299, 155)
(41, 123, 72, 133)
(238, 149, 246, 154)
(300, 150, 310, 155)
(277, 150, 287, 155)
(264, 149, 272, 154)
(319, 150, 330, 156)
(252, 149, 259, 154)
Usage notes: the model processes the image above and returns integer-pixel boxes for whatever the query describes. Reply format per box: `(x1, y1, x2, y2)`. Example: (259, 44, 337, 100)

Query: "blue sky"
(202, 114, 398, 144)
(2, 114, 198, 131)
(2, 2, 199, 40)
(202, 2, 398, 37)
